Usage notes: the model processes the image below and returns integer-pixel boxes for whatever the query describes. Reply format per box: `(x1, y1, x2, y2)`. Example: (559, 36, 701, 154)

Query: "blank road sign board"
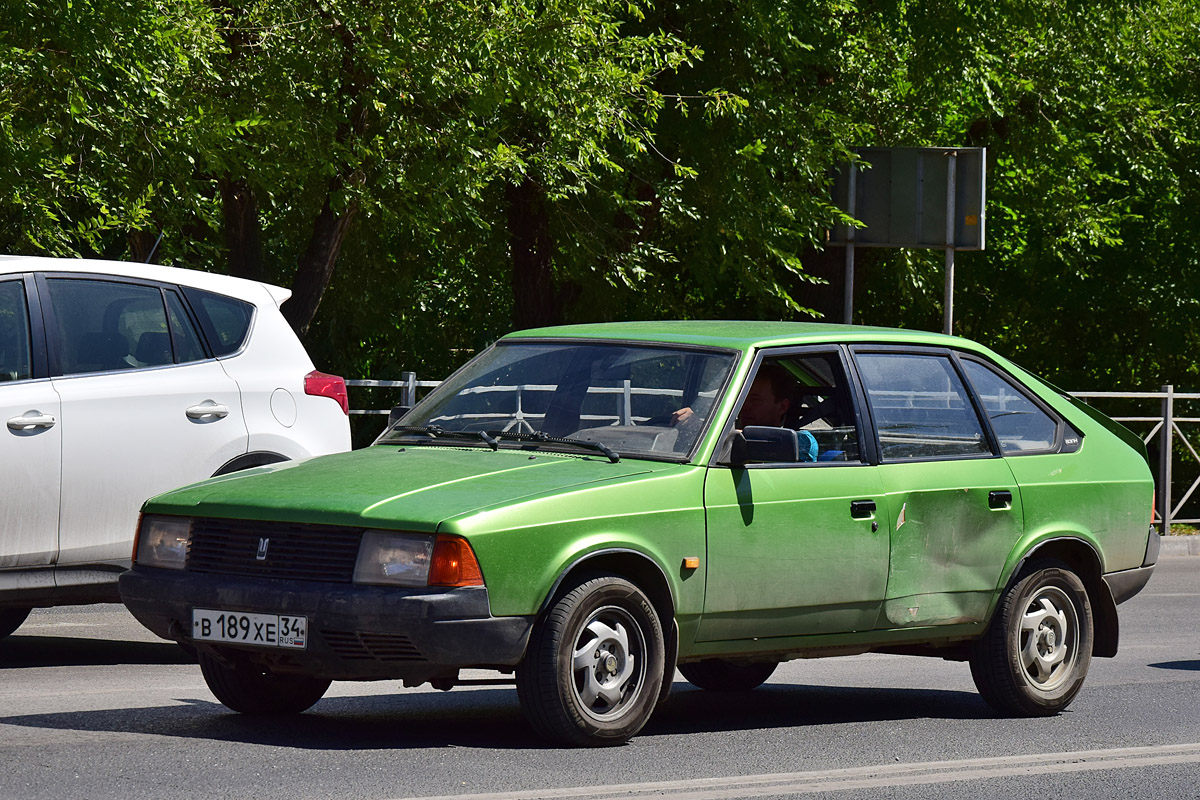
(831, 147, 986, 250)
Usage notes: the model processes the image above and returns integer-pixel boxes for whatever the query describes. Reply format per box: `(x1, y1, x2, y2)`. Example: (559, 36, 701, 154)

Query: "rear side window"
(182, 287, 254, 356)
(44, 279, 173, 375)
(961, 359, 1060, 454)
(856, 352, 990, 461)
(0, 280, 33, 382)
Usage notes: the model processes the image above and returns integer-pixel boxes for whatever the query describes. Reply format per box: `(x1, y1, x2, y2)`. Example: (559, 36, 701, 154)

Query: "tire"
(198, 652, 331, 715)
(0, 608, 31, 639)
(969, 560, 1093, 716)
(678, 659, 777, 691)
(516, 575, 665, 746)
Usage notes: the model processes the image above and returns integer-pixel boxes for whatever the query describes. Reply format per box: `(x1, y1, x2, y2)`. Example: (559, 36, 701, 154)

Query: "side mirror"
(388, 405, 412, 427)
(727, 426, 800, 467)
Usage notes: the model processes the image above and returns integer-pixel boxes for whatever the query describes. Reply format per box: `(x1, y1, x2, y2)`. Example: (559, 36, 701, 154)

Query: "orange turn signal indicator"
(429, 535, 485, 587)
(682, 557, 700, 570)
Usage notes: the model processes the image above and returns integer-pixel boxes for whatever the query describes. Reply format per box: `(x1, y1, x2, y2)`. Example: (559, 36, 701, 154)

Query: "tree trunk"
(127, 230, 160, 264)
(508, 177, 575, 330)
(801, 244, 852, 323)
(281, 193, 358, 335)
(221, 177, 263, 282)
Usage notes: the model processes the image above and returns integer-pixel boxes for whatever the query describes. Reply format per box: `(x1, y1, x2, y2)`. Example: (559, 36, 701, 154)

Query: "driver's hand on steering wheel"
(670, 407, 694, 426)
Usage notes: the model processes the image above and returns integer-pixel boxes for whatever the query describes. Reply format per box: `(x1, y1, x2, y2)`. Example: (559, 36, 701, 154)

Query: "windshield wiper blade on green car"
(388, 425, 499, 451)
(487, 430, 620, 464)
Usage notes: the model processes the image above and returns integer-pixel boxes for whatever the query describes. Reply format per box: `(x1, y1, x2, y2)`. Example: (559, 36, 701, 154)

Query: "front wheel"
(678, 659, 777, 691)
(969, 560, 1093, 716)
(199, 653, 331, 715)
(516, 575, 665, 746)
(0, 607, 31, 639)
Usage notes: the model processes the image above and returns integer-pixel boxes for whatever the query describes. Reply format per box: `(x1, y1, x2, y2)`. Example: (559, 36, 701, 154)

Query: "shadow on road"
(0, 635, 195, 669)
(0, 680, 988, 750)
(1148, 660, 1200, 671)
(648, 682, 991, 736)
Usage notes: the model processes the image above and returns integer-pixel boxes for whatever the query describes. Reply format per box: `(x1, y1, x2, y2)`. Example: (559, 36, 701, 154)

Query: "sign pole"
(943, 152, 957, 336)
(844, 161, 857, 325)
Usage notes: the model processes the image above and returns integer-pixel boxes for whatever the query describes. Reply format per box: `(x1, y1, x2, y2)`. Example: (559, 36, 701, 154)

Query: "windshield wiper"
(487, 430, 620, 463)
(388, 425, 499, 451)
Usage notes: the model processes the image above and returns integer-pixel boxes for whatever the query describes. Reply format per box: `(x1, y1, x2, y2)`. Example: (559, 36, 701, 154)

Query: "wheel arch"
(213, 451, 289, 476)
(1005, 536, 1119, 658)
(538, 547, 679, 703)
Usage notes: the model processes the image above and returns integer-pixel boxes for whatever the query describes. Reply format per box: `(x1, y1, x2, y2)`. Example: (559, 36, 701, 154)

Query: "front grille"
(322, 630, 427, 662)
(187, 518, 364, 583)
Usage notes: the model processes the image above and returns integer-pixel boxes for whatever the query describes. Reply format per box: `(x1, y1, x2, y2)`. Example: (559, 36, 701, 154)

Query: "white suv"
(0, 257, 351, 637)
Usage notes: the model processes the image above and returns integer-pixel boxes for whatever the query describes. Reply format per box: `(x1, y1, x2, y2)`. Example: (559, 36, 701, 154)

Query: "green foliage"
(0, 0, 225, 257)
(2, 0, 1199, 392)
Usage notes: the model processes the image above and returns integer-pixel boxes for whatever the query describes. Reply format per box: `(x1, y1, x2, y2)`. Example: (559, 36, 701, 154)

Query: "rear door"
(0, 275, 60, 570)
(851, 348, 1022, 629)
(38, 274, 248, 569)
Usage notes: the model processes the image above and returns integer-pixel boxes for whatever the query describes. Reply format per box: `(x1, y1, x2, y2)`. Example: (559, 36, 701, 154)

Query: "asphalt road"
(2, 558, 1198, 800)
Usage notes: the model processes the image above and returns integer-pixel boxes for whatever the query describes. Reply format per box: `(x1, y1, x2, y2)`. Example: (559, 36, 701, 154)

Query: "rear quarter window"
(182, 288, 255, 356)
(961, 359, 1061, 454)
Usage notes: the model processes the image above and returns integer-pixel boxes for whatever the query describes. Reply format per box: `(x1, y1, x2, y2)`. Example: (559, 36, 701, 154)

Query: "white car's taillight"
(304, 370, 349, 415)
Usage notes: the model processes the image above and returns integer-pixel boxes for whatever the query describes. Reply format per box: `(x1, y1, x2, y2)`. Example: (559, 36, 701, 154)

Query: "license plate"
(192, 608, 308, 650)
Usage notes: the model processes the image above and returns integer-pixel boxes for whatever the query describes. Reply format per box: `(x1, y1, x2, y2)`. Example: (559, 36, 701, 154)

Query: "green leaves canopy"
(2, 0, 1199, 390)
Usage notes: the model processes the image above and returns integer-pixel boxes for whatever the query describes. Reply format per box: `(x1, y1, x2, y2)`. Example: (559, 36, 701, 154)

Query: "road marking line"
(390, 743, 1200, 800)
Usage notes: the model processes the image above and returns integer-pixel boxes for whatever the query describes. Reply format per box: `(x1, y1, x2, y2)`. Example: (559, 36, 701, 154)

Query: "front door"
(698, 349, 890, 642)
(0, 277, 61, 570)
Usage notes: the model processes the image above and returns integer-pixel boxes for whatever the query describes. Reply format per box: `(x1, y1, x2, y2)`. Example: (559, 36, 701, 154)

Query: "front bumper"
(119, 568, 534, 682)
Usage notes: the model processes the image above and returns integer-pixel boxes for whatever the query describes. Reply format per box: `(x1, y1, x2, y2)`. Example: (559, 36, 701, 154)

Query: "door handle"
(989, 490, 1014, 510)
(850, 499, 877, 519)
(7, 412, 56, 431)
(186, 402, 230, 421)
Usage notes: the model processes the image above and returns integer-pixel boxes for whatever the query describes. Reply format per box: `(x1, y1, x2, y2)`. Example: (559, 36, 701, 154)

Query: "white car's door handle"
(7, 412, 57, 431)
(186, 402, 230, 421)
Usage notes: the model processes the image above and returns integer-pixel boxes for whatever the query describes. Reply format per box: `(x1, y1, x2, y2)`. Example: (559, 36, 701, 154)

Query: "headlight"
(353, 531, 435, 586)
(134, 515, 193, 570)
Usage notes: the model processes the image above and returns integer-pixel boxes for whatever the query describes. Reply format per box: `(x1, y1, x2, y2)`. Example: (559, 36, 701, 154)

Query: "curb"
(1160, 535, 1200, 557)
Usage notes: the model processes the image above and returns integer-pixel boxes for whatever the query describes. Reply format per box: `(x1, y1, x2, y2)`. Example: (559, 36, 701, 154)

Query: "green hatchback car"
(119, 322, 1158, 745)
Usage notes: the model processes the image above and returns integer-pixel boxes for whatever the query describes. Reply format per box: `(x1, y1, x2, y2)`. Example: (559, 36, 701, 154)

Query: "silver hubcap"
(1019, 585, 1078, 692)
(570, 605, 646, 721)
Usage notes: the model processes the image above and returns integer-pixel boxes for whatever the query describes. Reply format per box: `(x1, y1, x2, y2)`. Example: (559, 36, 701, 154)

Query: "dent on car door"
(0, 276, 60, 571)
(699, 349, 889, 642)
(38, 276, 249, 568)
(854, 349, 1022, 628)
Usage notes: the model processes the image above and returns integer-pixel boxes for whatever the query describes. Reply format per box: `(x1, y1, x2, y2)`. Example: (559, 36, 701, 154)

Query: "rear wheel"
(0, 608, 31, 639)
(198, 652, 330, 715)
(517, 575, 665, 746)
(678, 659, 777, 691)
(969, 560, 1093, 716)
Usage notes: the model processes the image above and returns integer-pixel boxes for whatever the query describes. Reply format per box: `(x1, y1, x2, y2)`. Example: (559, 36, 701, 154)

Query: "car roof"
(0, 255, 291, 306)
(505, 320, 992, 354)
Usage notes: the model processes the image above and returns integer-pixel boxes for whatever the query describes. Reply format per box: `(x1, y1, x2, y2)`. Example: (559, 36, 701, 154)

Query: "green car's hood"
(145, 445, 667, 531)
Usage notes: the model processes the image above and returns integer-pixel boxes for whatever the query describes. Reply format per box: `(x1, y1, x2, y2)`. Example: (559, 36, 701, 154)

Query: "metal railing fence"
(347, 378, 1196, 534)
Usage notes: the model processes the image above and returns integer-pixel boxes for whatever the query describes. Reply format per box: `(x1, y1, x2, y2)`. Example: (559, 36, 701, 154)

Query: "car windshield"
(377, 341, 738, 460)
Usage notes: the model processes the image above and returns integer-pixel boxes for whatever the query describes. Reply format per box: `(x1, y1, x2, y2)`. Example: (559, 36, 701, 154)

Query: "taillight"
(428, 535, 484, 587)
(304, 370, 349, 415)
(131, 513, 143, 562)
